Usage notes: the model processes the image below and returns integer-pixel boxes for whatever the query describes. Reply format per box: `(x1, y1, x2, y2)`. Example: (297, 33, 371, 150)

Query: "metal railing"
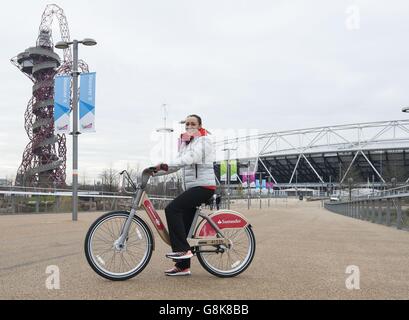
(324, 185, 409, 230)
(0, 186, 174, 214)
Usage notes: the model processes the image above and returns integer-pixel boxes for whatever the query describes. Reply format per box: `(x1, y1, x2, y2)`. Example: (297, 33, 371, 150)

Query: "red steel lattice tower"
(11, 4, 89, 187)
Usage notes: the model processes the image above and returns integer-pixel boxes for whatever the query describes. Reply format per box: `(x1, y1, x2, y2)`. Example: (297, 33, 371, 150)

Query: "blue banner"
(54, 75, 71, 134)
(262, 179, 266, 189)
(255, 179, 260, 189)
(79, 72, 96, 132)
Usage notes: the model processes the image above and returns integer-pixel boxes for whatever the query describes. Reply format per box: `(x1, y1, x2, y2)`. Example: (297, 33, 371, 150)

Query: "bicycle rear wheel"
(196, 225, 256, 278)
(84, 211, 154, 281)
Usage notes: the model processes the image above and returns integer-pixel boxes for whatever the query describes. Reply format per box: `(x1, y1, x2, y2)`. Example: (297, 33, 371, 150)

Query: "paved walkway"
(1, 199, 409, 299)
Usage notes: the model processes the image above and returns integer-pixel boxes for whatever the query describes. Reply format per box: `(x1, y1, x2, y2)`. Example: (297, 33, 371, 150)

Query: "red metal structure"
(11, 4, 89, 187)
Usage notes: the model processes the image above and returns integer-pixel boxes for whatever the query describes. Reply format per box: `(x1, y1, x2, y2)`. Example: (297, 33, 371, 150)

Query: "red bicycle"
(84, 166, 256, 280)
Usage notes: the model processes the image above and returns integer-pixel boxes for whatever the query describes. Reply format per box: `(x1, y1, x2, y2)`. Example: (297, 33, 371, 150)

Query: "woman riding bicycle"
(155, 114, 216, 276)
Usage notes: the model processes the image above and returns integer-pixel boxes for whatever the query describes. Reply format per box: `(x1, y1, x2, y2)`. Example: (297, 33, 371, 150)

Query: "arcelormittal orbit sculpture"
(11, 4, 89, 187)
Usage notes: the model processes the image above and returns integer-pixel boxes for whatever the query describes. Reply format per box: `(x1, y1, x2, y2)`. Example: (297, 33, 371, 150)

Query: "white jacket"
(167, 135, 216, 190)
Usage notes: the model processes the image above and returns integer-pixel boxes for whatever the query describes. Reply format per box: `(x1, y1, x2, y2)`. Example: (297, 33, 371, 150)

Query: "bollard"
(386, 199, 391, 226)
(54, 196, 60, 213)
(371, 200, 376, 222)
(11, 195, 16, 214)
(377, 199, 383, 224)
(357, 201, 362, 220)
(358, 201, 363, 220)
(396, 198, 402, 230)
(366, 200, 370, 221)
(36, 196, 40, 213)
(268, 193, 270, 208)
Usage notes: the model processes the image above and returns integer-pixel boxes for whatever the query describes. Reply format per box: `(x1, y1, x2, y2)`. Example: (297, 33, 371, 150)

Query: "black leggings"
(165, 186, 214, 269)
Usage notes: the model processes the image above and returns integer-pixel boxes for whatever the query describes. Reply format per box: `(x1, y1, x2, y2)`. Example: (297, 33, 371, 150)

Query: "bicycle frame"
(117, 169, 246, 249)
(139, 191, 230, 247)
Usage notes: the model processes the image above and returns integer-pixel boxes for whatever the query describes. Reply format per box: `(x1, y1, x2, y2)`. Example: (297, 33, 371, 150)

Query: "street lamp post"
(295, 169, 298, 197)
(268, 175, 271, 208)
(156, 104, 173, 197)
(71, 40, 80, 222)
(257, 171, 262, 209)
(247, 160, 251, 210)
(55, 38, 97, 221)
(221, 147, 237, 210)
(157, 105, 174, 159)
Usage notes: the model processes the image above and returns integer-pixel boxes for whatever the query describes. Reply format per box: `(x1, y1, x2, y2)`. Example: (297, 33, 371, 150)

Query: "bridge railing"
(0, 186, 174, 214)
(324, 185, 409, 231)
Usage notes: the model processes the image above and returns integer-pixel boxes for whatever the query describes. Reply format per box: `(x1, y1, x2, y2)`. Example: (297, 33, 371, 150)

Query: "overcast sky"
(1, 0, 409, 183)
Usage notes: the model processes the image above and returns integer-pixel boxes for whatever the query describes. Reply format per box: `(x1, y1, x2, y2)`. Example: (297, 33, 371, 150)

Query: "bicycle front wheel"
(196, 225, 256, 278)
(84, 211, 154, 281)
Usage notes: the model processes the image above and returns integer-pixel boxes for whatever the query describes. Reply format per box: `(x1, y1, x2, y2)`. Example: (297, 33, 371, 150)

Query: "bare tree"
(78, 170, 89, 190)
(126, 162, 142, 184)
(99, 167, 120, 192)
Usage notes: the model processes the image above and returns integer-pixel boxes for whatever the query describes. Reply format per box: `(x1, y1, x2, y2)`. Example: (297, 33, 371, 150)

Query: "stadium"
(213, 119, 409, 195)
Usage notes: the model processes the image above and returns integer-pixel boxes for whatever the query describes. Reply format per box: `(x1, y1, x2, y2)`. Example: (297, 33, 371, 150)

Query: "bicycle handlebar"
(146, 164, 168, 174)
(120, 164, 169, 192)
(119, 170, 138, 192)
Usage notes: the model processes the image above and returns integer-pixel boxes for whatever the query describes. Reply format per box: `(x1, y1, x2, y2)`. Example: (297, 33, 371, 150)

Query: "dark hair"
(187, 114, 202, 126)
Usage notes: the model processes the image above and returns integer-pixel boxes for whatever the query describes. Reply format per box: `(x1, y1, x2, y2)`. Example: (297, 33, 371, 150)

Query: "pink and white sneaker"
(164, 266, 191, 276)
(165, 250, 194, 260)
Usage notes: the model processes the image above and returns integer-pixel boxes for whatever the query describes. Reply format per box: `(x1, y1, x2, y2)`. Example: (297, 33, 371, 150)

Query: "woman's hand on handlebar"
(149, 163, 169, 174)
